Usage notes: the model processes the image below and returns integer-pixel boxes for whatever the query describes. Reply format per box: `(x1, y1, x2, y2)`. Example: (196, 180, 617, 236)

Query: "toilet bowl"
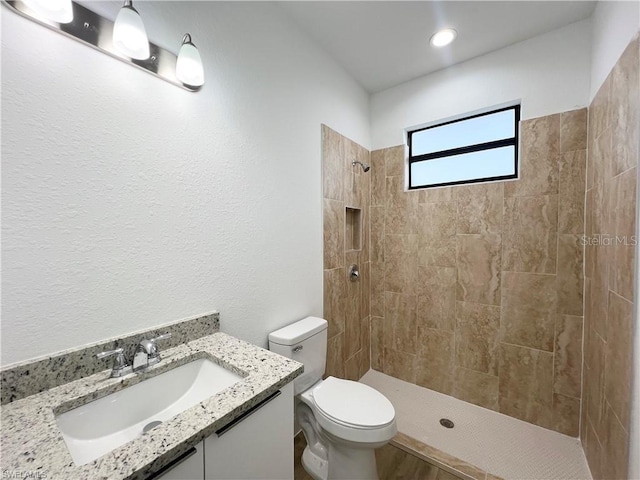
(298, 377, 396, 480)
(269, 317, 397, 480)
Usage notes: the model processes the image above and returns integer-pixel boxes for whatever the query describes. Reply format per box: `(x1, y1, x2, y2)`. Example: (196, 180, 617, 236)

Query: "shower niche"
(345, 207, 362, 251)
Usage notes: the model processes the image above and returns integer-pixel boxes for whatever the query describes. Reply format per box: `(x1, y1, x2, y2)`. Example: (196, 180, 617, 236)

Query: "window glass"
(411, 109, 515, 156)
(408, 104, 520, 189)
(410, 146, 516, 188)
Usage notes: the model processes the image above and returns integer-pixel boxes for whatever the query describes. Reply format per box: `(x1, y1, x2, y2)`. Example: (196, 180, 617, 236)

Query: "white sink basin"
(55, 358, 243, 465)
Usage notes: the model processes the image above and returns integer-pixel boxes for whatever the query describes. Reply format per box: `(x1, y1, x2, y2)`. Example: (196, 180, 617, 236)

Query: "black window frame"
(407, 104, 521, 190)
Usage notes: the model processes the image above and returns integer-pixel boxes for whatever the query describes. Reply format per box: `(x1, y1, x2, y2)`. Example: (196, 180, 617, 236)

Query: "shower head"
(352, 160, 371, 173)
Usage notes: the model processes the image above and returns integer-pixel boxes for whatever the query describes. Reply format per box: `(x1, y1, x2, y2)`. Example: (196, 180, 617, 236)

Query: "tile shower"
(323, 125, 372, 381)
(370, 107, 586, 437)
(581, 37, 639, 480)
(322, 34, 638, 479)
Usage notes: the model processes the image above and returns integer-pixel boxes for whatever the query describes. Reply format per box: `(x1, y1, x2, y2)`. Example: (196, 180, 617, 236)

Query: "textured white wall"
(1, 1, 370, 365)
(370, 20, 592, 150)
(589, 0, 640, 100)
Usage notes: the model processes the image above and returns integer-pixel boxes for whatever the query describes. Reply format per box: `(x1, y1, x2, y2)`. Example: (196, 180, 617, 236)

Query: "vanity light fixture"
(176, 34, 205, 87)
(22, 0, 73, 23)
(2, 0, 203, 92)
(113, 0, 149, 60)
(430, 28, 457, 48)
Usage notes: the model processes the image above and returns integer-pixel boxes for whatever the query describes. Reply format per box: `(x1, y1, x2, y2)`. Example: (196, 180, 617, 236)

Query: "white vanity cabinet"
(151, 441, 204, 480)
(151, 382, 294, 480)
(204, 382, 294, 479)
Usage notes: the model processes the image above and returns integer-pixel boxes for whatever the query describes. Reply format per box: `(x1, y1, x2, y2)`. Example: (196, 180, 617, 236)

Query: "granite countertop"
(0, 332, 303, 479)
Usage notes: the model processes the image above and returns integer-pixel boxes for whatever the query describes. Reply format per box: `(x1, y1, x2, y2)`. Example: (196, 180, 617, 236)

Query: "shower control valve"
(349, 264, 360, 282)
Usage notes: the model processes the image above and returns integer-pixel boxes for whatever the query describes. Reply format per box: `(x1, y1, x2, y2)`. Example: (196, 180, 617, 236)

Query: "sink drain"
(439, 418, 454, 429)
(143, 420, 163, 433)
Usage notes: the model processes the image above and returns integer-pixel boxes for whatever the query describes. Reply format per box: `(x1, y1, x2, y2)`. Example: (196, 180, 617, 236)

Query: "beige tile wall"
(322, 125, 371, 381)
(581, 35, 639, 480)
(369, 108, 587, 436)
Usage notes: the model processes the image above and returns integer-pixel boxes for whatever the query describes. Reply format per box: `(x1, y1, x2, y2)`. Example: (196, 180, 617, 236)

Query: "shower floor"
(360, 370, 592, 480)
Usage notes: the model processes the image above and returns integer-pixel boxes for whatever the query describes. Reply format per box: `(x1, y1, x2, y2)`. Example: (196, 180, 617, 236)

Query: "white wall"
(0, 1, 370, 365)
(589, 0, 640, 100)
(370, 19, 592, 150)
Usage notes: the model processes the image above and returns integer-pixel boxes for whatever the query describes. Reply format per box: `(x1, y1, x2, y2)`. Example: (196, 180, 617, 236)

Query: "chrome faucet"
(96, 333, 172, 377)
(96, 347, 132, 378)
(132, 333, 172, 372)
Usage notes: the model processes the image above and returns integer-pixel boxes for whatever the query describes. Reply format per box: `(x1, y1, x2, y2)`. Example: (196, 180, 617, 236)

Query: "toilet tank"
(268, 317, 327, 395)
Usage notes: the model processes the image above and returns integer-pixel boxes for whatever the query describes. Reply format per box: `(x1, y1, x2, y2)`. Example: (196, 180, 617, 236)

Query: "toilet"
(269, 317, 397, 480)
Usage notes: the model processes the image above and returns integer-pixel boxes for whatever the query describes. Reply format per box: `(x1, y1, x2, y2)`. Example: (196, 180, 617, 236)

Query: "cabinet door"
(149, 441, 204, 480)
(204, 382, 294, 480)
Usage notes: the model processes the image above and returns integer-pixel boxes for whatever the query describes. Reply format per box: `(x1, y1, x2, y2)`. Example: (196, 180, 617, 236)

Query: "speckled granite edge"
(1, 312, 219, 404)
(0, 332, 303, 480)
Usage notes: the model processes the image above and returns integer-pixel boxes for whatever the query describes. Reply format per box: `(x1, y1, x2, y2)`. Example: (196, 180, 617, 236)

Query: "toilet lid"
(312, 377, 395, 428)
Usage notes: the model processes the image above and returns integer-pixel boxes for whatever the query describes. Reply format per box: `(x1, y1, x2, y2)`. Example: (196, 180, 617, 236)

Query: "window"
(407, 104, 520, 189)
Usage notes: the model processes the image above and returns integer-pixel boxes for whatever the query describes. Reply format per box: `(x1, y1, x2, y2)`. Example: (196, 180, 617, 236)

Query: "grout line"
(499, 341, 555, 355)
(603, 397, 630, 436)
(611, 163, 638, 179)
(555, 392, 582, 401)
(578, 242, 587, 441)
(500, 270, 556, 276)
(609, 286, 634, 305)
(551, 312, 558, 404)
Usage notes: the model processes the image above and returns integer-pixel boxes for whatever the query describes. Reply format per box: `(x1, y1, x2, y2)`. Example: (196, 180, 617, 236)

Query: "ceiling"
(278, 1, 597, 93)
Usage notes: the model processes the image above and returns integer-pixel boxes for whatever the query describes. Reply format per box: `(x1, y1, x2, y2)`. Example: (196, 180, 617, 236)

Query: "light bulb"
(176, 34, 204, 87)
(430, 28, 457, 48)
(113, 0, 149, 60)
(23, 0, 73, 24)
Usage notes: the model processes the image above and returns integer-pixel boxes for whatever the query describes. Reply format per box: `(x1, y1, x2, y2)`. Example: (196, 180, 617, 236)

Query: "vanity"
(0, 313, 303, 479)
(159, 382, 293, 480)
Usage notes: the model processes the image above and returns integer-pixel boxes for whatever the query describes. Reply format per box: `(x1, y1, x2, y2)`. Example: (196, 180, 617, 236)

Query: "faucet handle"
(151, 333, 172, 343)
(96, 347, 124, 359)
(147, 333, 172, 364)
(96, 347, 131, 377)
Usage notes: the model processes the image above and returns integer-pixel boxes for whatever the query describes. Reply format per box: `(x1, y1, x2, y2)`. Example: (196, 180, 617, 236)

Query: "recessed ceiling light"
(430, 28, 457, 48)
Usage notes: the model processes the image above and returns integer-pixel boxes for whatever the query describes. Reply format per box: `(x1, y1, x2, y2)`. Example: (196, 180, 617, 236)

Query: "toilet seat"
(302, 377, 397, 444)
(313, 377, 395, 429)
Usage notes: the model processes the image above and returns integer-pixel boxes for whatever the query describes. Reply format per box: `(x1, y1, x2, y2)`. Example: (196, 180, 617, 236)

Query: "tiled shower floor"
(361, 370, 592, 480)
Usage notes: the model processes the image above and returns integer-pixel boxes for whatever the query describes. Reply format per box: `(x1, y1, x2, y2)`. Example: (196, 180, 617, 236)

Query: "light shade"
(113, 1, 149, 60)
(430, 28, 457, 48)
(176, 34, 205, 87)
(23, 0, 73, 23)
